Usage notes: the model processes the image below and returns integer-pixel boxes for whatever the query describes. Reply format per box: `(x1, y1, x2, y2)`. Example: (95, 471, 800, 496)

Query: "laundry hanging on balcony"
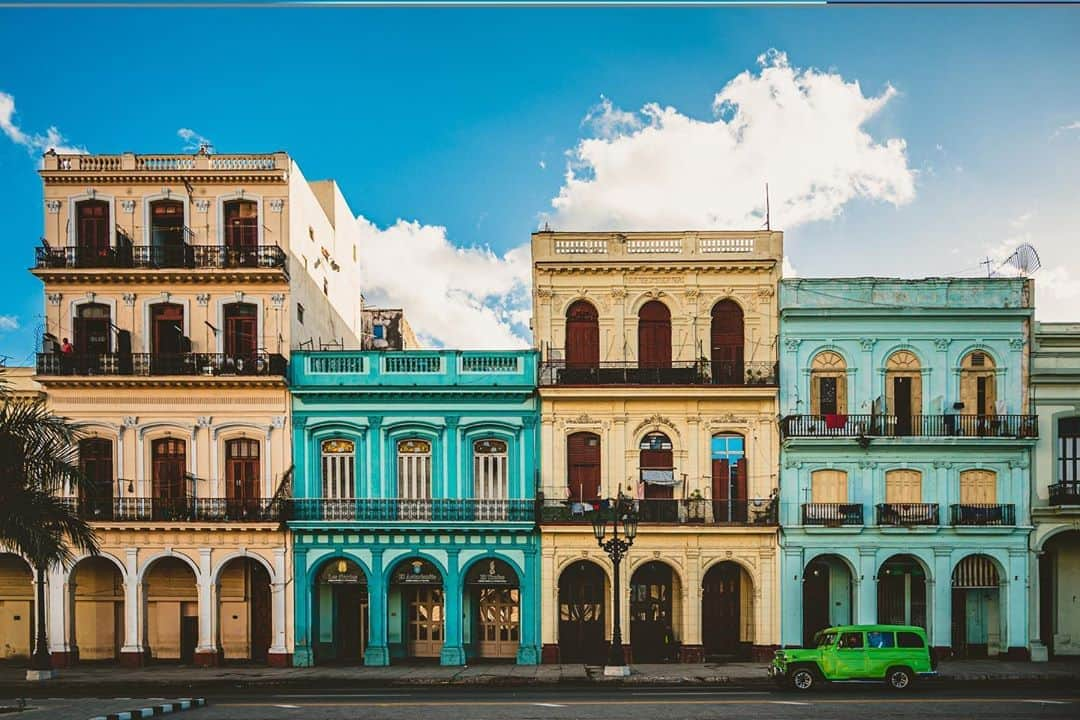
(640, 468, 679, 486)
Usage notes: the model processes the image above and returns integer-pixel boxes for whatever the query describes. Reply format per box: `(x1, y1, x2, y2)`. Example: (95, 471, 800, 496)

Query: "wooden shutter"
(959, 470, 996, 504)
(637, 301, 672, 369)
(712, 459, 730, 502)
(567, 432, 601, 501)
(811, 470, 847, 503)
(885, 469, 922, 503)
(565, 301, 600, 368)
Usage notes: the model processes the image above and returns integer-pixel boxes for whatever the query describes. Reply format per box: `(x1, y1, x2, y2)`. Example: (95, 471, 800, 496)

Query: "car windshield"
(814, 631, 837, 648)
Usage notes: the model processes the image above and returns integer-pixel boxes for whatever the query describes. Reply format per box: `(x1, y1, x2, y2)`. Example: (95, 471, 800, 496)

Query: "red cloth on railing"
(825, 413, 848, 429)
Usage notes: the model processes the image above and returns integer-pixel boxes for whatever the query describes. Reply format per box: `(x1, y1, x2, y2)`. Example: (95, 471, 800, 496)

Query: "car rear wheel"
(887, 666, 914, 690)
(790, 666, 818, 691)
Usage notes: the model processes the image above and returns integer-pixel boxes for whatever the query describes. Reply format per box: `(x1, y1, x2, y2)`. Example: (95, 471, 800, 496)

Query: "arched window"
(811, 469, 848, 503)
(474, 439, 509, 501)
(639, 432, 674, 508)
(711, 300, 744, 385)
(638, 301, 671, 369)
(885, 469, 922, 504)
(810, 351, 847, 416)
(397, 439, 432, 500)
(960, 351, 997, 417)
(565, 300, 599, 368)
(886, 351, 922, 436)
(567, 432, 600, 503)
(321, 439, 355, 499)
(711, 433, 747, 522)
(76, 199, 110, 264)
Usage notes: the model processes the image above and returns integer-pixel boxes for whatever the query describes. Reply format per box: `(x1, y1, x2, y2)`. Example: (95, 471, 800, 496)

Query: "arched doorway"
(803, 555, 853, 646)
(70, 557, 123, 662)
(567, 432, 601, 505)
(630, 561, 678, 663)
(637, 301, 671, 369)
(558, 560, 606, 664)
(565, 300, 599, 369)
(639, 432, 675, 521)
(952, 554, 1002, 657)
(959, 351, 997, 434)
(1040, 530, 1080, 658)
(711, 433, 747, 522)
(217, 558, 271, 663)
(144, 557, 198, 663)
(466, 559, 520, 661)
(885, 351, 922, 436)
(389, 559, 444, 660)
(313, 557, 368, 665)
(0, 554, 33, 660)
(710, 299, 744, 385)
(702, 562, 752, 659)
(877, 555, 927, 630)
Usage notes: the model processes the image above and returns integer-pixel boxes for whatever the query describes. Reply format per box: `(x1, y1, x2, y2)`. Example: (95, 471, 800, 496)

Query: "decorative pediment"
(633, 413, 680, 436)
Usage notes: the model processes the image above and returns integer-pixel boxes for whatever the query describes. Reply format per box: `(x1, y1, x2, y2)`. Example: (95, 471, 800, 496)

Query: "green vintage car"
(769, 624, 937, 691)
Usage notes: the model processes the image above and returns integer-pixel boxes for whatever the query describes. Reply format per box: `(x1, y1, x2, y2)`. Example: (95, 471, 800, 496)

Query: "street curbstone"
(87, 697, 206, 720)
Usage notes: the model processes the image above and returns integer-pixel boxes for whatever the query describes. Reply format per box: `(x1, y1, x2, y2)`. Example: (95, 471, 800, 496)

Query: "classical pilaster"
(194, 548, 220, 666)
(267, 546, 290, 667)
(120, 548, 144, 667)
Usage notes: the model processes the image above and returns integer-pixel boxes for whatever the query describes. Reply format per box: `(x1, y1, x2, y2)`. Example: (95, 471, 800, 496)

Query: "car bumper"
(917, 671, 938, 679)
(768, 665, 786, 679)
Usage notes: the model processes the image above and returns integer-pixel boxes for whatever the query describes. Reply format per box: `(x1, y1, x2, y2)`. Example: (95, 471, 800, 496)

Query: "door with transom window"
(225, 438, 260, 516)
(151, 438, 188, 519)
(77, 200, 110, 266)
(392, 559, 445, 659)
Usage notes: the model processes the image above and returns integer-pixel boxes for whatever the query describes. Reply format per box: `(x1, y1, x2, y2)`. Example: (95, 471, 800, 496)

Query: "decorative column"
(291, 547, 313, 667)
(267, 546, 290, 667)
(440, 549, 465, 666)
(120, 548, 144, 667)
(540, 546, 559, 663)
(1005, 549, 1030, 659)
(46, 564, 72, 666)
(619, 556, 631, 663)
(931, 548, 953, 658)
(856, 549, 878, 624)
(368, 417, 383, 497)
(364, 548, 389, 666)
(444, 417, 460, 498)
(516, 546, 540, 665)
(679, 549, 703, 662)
(780, 547, 804, 647)
(194, 548, 220, 666)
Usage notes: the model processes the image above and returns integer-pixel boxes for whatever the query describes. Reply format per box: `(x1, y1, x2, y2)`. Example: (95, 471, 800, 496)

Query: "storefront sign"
(394, 559, 442, 585)
(467, 559, 516, 586)
(326, 573, 363, 584)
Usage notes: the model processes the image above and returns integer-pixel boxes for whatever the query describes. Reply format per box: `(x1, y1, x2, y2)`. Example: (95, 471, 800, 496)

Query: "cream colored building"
(0, 150, 364, 667)
(532, 231, 782, 663)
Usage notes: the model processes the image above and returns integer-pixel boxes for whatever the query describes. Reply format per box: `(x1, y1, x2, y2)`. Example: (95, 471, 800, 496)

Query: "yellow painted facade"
(532, 230, 782, 663)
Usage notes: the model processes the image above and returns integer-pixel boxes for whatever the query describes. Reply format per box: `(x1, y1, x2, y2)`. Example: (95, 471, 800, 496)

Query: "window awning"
(641, 468, 679, 486)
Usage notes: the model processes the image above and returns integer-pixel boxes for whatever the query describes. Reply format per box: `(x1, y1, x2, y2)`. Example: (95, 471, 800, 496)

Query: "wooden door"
(79, 438, 113, 515)
(558, 562, 606, 664)
(565, 300, 599, 368)
(637, 301, 671, 369)
(180, 615, 197, 664)
(152, 438, 186, 517)
(151, 304, 185, 354)
(630, 562, 674, 663)
(712, 458, 730, 521)
(702, 563, 741, 656)
(885, 470, 922, 504)
(224, 303, 258, 359)
(250, 562, 271, 663)
(710, 300, 744, 385)
(334, 584, 367, 663)
(224, 200, 258, 250)
(567, 432, 601, 503)
(802, 560, 831, 646)
(225, 438, 260, 506)
(477, 587, 520, 659)
(77, 200, 109, 264)
(406, 586, 444, 658)
(150, 199, 185, 266)
(894, 377, 913, 435)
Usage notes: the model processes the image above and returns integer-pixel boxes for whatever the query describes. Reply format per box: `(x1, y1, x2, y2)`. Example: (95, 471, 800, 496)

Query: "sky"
(0, 2, 1078, 357)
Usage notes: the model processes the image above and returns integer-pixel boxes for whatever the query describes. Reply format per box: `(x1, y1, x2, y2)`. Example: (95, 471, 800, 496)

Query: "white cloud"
(782, 256, 798, 278)
(178, 127, 213, 152)
(982, 234, 1080, 320)
(546, 50, 915, 232)
(1052, 120, 1080, 138)
(0, 315, 18, 331)
(0, 91, 85, 156)
(353, 216, 531, 349)
(538, 159, 546, 170)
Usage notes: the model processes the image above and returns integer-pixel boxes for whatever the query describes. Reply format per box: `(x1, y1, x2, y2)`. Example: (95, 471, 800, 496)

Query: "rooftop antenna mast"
(764, 182, 771, 231)
(980, 256, 996, 278)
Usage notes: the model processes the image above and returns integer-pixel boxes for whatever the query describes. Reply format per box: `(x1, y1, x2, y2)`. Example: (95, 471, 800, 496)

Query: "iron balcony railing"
(781, 414, 1038, 439)
(875, 503, 940, 526)
(1049, 481, 1080, 506)
(950, 503, 1016, 526)
(35, 243, 287, 272)
(37, 352, 287, 377)
(538, 498, 777, 525)
(801, 503, 864, 526)
(65, 497, 283, 522)
(539, 359, 777, 387)
(288, 498, 536, 523)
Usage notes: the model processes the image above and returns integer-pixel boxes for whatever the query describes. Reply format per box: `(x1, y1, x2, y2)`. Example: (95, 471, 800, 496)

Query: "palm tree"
(0, 371, 98, 675)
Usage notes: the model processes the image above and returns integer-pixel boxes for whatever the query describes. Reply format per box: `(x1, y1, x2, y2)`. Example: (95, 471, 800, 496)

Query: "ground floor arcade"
(540, 526, 779, 664)
(290, 530, 540, 667)
(780, 533, 1031, 658)
(1030, 522, 1080, 659)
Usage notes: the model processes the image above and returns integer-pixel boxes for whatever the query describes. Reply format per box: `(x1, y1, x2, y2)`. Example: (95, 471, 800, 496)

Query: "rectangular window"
(1059, 418, 1080, 482)
(321, 440, 355, 500)
(897, 631, 924, 649)
(373, 324, 385, 340)
(867, 631, 895, 649)
(838, 632, 864, 649)
(819, 377, 838, 415)
(297, 303, 305, 325)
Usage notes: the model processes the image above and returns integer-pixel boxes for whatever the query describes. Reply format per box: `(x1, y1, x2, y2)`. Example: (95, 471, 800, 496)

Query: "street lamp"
(591, 496, 638, 677)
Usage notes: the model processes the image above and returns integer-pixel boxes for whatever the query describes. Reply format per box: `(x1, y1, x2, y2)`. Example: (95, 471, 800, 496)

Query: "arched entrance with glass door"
(389, 559, 444, 660)
(877, 554, 927, 630)
(557, 560, 607, 664)
(803, 555, 854, 646)
(702, 561, 752, 659)
(465, 558, 520, 661)
(630, 561, 679, 663)
(70, 556, 124, 662)
(312, 557, 368, 665)
(952, 554, 1003, 657)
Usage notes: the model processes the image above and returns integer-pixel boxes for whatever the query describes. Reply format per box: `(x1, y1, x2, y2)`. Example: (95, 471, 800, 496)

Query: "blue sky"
(1, 3, 1078, 356)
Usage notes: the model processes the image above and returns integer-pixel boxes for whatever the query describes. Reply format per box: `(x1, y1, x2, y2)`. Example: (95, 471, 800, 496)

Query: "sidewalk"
(2, 659, 1079, 695)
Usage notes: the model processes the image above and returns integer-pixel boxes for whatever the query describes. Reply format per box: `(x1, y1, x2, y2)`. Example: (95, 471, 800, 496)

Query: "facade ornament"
(858, 460, 878, 469)
(858, 338, 875, 352)
(684, 287, 700, 300)
(196, 416, 213, 428)
(269, 198, 285, 213)
(782, 457, 802, 469)
(121, 293, 136, 306)
(535, 287, 554, 300)
(756, 286, 775, 299)
(122, 416, 138, 428)
(633, 413, 679, 436)
(160, 291, 170, 302)
(270, 293, 286, 308)
(119, 199, 135, 213)
(710, 413, 748, 425)
(933, 338, 950, 351)
(271, 416, 286, 429)
(46, 293, 62, 306)
(784, 338, 802, 352)
(84, 291, 96, 302)
(1009, 337, 1025, 350)
(234, 290, 245, 302)
(195, 293, 210, 307)
(933, 460, 953, 469)
(569, 413, 597, 425)
(45, 200, 61, 214)
(610, 287, 628, 300)
(194, 199, 211, 213)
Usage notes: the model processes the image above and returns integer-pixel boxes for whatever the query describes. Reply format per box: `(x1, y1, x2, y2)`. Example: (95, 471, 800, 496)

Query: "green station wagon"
(769, 624, 937, 691)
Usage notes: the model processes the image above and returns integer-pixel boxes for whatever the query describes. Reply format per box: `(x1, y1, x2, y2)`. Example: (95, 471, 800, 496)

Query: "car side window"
(838, 632, 864, 649)
(867, 631, 895, 649)
(897, 631, 925, 649)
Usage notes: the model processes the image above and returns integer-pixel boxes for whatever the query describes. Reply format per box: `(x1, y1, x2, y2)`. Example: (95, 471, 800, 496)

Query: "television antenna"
(1002, 243, 1042, 277)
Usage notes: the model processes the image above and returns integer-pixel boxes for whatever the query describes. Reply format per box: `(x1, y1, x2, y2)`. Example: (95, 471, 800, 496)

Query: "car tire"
(886, 666, 914, 691)
(789, 666, 819, 692)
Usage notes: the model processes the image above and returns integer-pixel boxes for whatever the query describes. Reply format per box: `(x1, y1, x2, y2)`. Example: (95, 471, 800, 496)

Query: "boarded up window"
(811, 469, 848, 503)
(959, 469, 996, 504)
(567, 432, 601, 502)
(885, 469, 922, 504)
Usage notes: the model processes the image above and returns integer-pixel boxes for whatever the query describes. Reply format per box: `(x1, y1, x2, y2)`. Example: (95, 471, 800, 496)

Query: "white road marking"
(533, 703, 568, 707)
(1020, 699, 1069, 705)
(276, 693, 410, 698)
(274, 704, 302, 709)
(632, 691, 768, 696)
(770, 700, 811, 705)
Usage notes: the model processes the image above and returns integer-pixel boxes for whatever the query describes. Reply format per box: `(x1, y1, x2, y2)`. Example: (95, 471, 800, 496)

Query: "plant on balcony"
(686, 489, 707, 522)
(0, 370, 99, 675)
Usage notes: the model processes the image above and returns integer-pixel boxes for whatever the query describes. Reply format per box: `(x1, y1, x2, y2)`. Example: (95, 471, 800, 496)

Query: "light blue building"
(288, 351, 540, 666)
(778, 278, 1037, 659)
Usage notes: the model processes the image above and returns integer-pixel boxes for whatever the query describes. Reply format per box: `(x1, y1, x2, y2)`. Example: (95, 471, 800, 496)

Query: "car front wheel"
(790, 666, 818, 691)
(887, 666, 914, 690)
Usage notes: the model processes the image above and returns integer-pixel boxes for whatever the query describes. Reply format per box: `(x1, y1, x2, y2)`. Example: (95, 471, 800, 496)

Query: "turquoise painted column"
(364, 549, 389, 666)
(516, 545, 540, 664)
(1005, 550, 1028, 655)
(445, 417, 459, 498)
(521, 416, 537, 499)
(440, 549, 465, 666)
(780, 547, 804, 646)
(292, 547, 313, 667)
(856, 549, 877, 624)
(368, 417, 382, 497)
(931, 549, 953, 653)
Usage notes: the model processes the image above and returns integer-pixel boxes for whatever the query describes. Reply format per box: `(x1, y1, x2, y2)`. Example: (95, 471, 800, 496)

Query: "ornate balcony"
(288, 498, 536, 523)
(538, 498, 777, 526)
(950, 503, 1016, 526)
(539, 359, 778, 387)
(801, 503, 864, 526)
(1048, 481, 1080, 506)
(781, 414, 1038, 439)
(36, 352, 287, 378)
(876, 503, 940, 526)
(67, 496, 283, 522)
(34, 243, 288, 273)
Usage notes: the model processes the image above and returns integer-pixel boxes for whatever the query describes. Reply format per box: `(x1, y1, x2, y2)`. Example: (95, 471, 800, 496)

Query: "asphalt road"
(188, 685, 1079, 720)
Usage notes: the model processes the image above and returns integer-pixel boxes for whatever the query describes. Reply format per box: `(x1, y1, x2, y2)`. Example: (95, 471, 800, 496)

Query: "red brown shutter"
(638, 301, 672, 369)
(567, 432, 601, 502)
(711, 300, 744, 384)
(565, 301, 600, 368)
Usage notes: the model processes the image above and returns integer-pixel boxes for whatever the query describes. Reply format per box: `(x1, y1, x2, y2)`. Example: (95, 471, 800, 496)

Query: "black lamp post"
(591, 496, 638, 671)
(29, 564, 52, 676)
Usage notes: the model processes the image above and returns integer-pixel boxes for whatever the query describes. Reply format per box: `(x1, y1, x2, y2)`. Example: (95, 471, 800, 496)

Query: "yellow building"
(5, 149, 364, 667)
(532, 230, 782, 663)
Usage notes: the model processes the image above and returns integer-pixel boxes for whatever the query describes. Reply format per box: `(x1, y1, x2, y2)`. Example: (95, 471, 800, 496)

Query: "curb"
(88, 698, 206, 720)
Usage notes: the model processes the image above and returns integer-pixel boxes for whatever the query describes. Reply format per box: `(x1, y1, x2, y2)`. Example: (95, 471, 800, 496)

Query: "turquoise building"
(778, 278, 1037, 659)
(288, 351, 540, 666)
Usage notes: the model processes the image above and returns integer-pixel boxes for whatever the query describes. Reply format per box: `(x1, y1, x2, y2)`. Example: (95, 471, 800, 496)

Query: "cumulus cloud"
(178, 127, 213, 152)
(0, 315, 18, 332)
(1052, 120, 1080, 138)
(0, 91, 85, 156)
(353, 216, 531, 349)
(546, 50, 915, 231)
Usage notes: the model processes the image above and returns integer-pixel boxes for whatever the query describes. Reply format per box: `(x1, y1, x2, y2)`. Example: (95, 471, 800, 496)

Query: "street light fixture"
(592, 495, 638, 677)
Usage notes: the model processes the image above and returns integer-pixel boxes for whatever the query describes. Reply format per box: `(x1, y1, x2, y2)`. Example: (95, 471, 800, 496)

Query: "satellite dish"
(1003, 243, 1041, 276)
